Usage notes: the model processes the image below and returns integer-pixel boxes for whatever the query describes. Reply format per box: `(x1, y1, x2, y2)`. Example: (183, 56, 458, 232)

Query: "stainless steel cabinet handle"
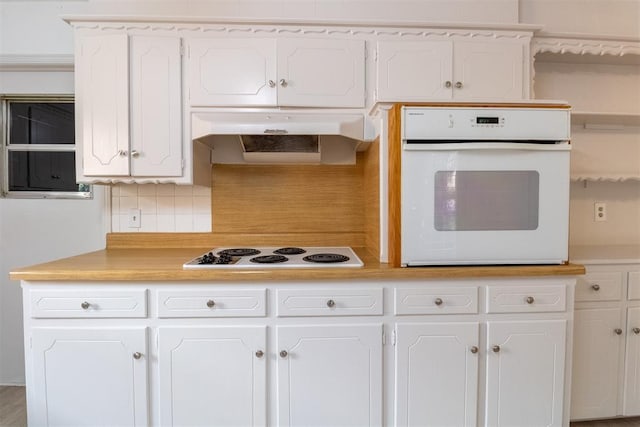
(255, 350, 264, 358)
(470, 346, 479, 354)
(633, 328, 640, 335)
(81, 301, 90, 309)
(615, 328, 623, 335)
(455, 81, 463, 89)
(445, 81, 452, 88)
(492, 345, 501, 353)
(326, 299, 336, 308)
(268, 79, 276, 88)
(434, 298, 443, 306)
(118, 149, 127, 157)
(592, 284, 601, 291)
(280, 350, 288, 358)
(526, 296, 535, 304)
(279, 78, 288, 87)
(133, 352, 142, 360)
(130, 150, 140, 158)
(206, 299, 215, 308)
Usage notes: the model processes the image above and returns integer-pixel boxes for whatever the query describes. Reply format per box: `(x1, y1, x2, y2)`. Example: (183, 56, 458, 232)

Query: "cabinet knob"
(206, 299, 215, 308)
(492, 345, 501, 353)
(591, 284, 600, 291)
(434, 297, 443, 306)
(280, 350, 288, 358)
(81, 301, 90, 310)
(326, 299, 336, 308)
(279, 78, 288, 87)
(633, 328, 640, 335)
(526, 296, 535, 304)
(118, 149, 128, 157)
(130, 150, 140, 158)
(615, 328, 623, 335)
(268, 79, 276, 88)
(455, 81, 463, 89)
(255, 350, 264, 358)
(470, 346, 479, 354)
(133, 352, 142, 360)
(444, 81, 452, 88)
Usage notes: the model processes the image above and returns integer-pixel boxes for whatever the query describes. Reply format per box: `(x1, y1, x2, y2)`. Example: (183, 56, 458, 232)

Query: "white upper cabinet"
(75, 33, 187, 183)
(377, 39, 526, 102)
(187, 38, 365, 108)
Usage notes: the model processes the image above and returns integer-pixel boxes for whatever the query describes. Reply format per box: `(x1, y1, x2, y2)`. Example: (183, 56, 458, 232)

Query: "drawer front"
(628, 272, 640, 301)
(277, 288, 383, 317)
(395, 287, 478, 315)
(30, 289, 147, 318)
(157, 289, 266, 318)
(576, 272, 623, 302)
(486, 285, 566, 313)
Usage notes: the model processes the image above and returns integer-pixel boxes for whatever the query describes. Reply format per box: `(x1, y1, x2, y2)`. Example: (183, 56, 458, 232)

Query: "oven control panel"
(470, 116, 506, 128)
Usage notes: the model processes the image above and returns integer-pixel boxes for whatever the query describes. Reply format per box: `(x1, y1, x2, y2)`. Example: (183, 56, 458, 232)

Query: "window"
(1, 97, 91, 198)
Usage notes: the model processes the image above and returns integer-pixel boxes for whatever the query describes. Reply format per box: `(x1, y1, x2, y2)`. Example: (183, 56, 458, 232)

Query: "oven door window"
(434, 171, 539, 231)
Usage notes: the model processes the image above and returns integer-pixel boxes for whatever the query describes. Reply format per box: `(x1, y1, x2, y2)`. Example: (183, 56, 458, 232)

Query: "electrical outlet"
(594, 202, 607, 222)
(128, 208, 141, 228)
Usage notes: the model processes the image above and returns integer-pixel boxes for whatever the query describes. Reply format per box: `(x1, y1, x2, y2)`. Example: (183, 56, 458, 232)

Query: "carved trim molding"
(70, 21, 533, 41)
(0, 55, 74, 71)
(533, 36, 640, 57)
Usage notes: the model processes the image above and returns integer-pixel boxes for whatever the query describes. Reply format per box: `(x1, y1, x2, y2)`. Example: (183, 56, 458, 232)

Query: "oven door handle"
(403, 142, 571, 151)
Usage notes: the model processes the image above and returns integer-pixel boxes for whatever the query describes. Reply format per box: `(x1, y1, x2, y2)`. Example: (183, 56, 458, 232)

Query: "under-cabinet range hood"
(192, 111, 368, 165)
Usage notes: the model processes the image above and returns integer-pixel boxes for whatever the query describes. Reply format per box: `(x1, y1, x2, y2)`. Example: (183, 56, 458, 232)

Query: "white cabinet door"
(130, 36, 182, 177)
(376, 40, 453, 102)
(187, 38, 277, 106)
(30, 327, 148, 427)
(624, 307, 640, 415)
(571, 308, 623, 419)
(158, 326, 267, 426)
(277, 324, 383, 427)
(395, 322, 479, 427)
(76, 33, 129, 176)
(277, 38, 365, 107)
(453, 41, 524, 100)
(485, 320, 566, 427)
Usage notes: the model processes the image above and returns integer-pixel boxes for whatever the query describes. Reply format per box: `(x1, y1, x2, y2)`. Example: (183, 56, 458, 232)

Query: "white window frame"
(1, 96, 92, 199)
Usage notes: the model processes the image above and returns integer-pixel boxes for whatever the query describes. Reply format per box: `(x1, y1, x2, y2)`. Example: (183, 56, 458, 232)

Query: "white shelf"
(571, 111, 640, 128)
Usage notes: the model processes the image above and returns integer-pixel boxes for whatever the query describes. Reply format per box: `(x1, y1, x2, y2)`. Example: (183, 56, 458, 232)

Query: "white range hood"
(192, 111, 368, 164)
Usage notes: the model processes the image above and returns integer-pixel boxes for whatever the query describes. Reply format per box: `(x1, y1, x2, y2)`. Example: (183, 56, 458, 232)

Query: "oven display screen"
(476, 116, 500, 124)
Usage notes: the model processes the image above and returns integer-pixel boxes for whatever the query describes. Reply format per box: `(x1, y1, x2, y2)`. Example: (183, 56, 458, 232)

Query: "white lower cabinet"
(277, 324, 383, 427)
(22, 279, 575, 427)
(158, 326, 267, 427)
(485, 320, 567, 427)
(395, 322, 479, 427)
(30, 327, 148, 427)
(570, 264, 640, 421)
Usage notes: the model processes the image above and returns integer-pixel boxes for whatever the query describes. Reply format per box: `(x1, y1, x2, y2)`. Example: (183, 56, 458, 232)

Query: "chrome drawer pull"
(592, 284, 601, 291)
(326, 299, 336, 308)
(434, 298, 443, 306)
(133, 352, 142, 360)
(81, 301, 90, 310)
(470, 346, 479, 354)
(526, 296, 535, 304)
(615, 328, 623, 335)
(255, 350, 264, 358)
(492, 345, 501, 353)
(280, 350, 288, 358)
(206, 299, 215, 308)
(633, 328, 640, 335)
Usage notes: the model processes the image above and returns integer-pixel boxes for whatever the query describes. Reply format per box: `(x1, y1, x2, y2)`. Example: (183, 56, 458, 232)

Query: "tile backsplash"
(111, 184, 212, 232)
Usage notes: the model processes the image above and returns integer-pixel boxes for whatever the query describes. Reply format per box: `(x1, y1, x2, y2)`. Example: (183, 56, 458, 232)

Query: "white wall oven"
(401, 105, 571, 266)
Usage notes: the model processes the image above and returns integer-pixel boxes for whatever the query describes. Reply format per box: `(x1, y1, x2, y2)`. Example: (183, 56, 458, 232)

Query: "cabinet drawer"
(276, 288, 383, 317)
(30, 289, 147, 318)
(486, 285, 566, 313)
(394, 287, 478, 315)
(576, 272, 623, 302)
(628, 272, 640, 301)
(157, 289, 266, 318)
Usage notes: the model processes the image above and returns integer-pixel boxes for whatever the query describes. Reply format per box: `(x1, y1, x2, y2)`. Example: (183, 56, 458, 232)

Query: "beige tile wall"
(110, 184, 211, 232)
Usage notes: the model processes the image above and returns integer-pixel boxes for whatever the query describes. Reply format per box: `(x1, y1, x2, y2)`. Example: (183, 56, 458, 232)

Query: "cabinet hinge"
(181, 158, 185, 171)
(392, 329, 397, 346)
(180, 42, 185, 57)
(382, 331, 386, 345)
(29, 336, 32, 349)
(155, 330, 159, 350)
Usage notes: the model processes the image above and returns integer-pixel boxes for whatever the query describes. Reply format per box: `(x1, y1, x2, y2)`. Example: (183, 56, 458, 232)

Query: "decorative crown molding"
(532, 35, 640, 58)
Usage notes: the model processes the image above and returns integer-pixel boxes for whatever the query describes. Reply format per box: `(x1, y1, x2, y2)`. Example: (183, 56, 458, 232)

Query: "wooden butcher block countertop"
(10, 233, 585, 281)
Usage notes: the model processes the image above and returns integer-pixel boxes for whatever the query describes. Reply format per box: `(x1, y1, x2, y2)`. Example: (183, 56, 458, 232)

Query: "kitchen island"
(11, 235, 584, 427)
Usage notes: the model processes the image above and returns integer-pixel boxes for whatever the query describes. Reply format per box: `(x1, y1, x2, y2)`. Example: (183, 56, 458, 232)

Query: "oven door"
(401, 142, 571, 266)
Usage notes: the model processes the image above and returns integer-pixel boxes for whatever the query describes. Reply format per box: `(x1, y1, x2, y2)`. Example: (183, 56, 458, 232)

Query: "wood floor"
(1, 385, 640, 426)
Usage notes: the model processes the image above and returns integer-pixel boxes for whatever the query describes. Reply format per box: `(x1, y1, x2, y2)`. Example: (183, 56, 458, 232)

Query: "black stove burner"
(274, 247, 307, 255)
(303, 253, 350, 263)
(217, 248, 260, 257)
(198, 252, 234, 265)
(250, 255, 289, 264)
